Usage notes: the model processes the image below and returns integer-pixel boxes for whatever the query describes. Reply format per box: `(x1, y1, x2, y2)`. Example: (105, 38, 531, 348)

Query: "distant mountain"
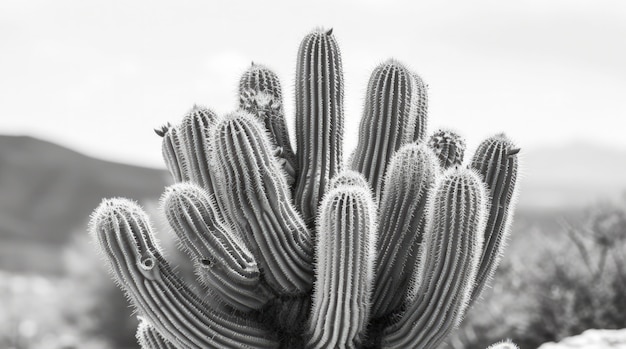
(518, 142, 626, 210)
(0, 135, 169, 256)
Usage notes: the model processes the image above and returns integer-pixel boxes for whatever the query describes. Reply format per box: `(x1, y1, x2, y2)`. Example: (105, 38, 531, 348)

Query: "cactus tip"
(326, 28, 333, 35)
(154, 124, 170, 137)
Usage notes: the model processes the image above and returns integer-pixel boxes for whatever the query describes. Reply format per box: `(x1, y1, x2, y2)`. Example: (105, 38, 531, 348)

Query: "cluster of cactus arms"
(90, 28, 520, 349)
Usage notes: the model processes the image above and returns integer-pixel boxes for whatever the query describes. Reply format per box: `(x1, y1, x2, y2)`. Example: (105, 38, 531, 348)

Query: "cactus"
(162, 183, 273, 312)
(350, 59, 427, 200)
(294, 28, 344, 224)
(89, 199, 279, 348)
(381, 168, 487, 349)
(370, 143, 438, 320)
(90, 28, 519, 349)
(307, 182, 377, 349)
(469, 134, 519, 304)
(239, 64, 297, 184)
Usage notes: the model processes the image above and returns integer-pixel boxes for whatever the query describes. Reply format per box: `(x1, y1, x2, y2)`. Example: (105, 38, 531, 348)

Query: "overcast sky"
(1, 0, 625, 167)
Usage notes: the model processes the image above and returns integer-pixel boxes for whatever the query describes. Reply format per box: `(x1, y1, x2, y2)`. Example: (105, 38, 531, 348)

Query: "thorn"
(326, 28, 333, 36)
(508, 148, 520, 156)
(251, 61, 255, 66)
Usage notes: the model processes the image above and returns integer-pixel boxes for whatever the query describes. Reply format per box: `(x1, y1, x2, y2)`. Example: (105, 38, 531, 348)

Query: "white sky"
(1, 0, 625, 167)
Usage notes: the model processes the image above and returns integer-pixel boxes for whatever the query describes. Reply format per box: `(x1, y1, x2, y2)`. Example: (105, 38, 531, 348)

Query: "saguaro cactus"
(90, 28, 519, 349)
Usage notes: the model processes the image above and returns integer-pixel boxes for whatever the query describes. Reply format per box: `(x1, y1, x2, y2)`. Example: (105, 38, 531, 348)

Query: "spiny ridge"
(307, 185, 377, 349)
(212, 111, 313, 295)
(370, 143, 439, 320)
(294, 28, 344, 224)
(469, 133, 519, 304)
(351, 59, 427, 200)
(382, 167, 487, 349)
(162, 183, 274, 312)
(90, 198, 279, 349)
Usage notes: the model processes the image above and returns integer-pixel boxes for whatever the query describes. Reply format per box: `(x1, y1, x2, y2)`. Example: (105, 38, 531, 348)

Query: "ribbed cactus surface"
(90, 199, 279, 349)
(307, 182, 377, 349)
(90, 28, 519, 349)
(469, 134, 519, 304)
(212, 112, 313, 295)
(382, 168, 487, 349)
(239, 63, 297, 184)
(294, 28, 344, 224)
(350, 60, 427, 199)
(370, 143, 438, 320)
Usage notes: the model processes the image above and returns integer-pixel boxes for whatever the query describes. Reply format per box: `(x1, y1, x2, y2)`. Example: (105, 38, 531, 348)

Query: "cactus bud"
(428, 129, 466, 169)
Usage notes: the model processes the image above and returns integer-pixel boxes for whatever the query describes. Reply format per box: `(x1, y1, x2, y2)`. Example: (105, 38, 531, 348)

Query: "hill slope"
(0, 135, 169, 245)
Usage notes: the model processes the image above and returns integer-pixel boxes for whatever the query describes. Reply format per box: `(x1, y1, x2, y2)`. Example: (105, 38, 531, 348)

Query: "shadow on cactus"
(89, 28, 520, 349)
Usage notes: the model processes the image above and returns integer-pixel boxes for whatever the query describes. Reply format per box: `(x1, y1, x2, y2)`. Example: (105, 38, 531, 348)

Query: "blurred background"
(1, 0, 626, 348)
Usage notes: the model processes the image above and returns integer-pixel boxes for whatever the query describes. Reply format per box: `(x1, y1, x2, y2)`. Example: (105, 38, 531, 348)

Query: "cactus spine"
(351, 60, 427, 199)
(307, 182, 377, 349)
(382, 168, 487, 349)
(91, 28, 519, 349)
(469, 134, 519, 304)
(294, 28, 344, 224)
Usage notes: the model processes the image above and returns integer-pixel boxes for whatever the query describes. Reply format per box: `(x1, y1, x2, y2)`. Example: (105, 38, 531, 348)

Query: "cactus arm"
(469, 134, 519, 304)
(179, 106, 218, 188)
(239, 64, 297, 184)
(411, 72, 428, 143)
(162, 183, 274, 312)
(350, 60, 426, 199)
(427, 129, 466, 170)
(90, 199, 279, 349)
(156, 123, 190, 183)
(370, 143, 438, 319)
(294, 28, 344, 224)
(212, 111, 313, 295)
(382, 168, 487, 349)
(136, 319, 177, 349)
(306, 182, 377, 349)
